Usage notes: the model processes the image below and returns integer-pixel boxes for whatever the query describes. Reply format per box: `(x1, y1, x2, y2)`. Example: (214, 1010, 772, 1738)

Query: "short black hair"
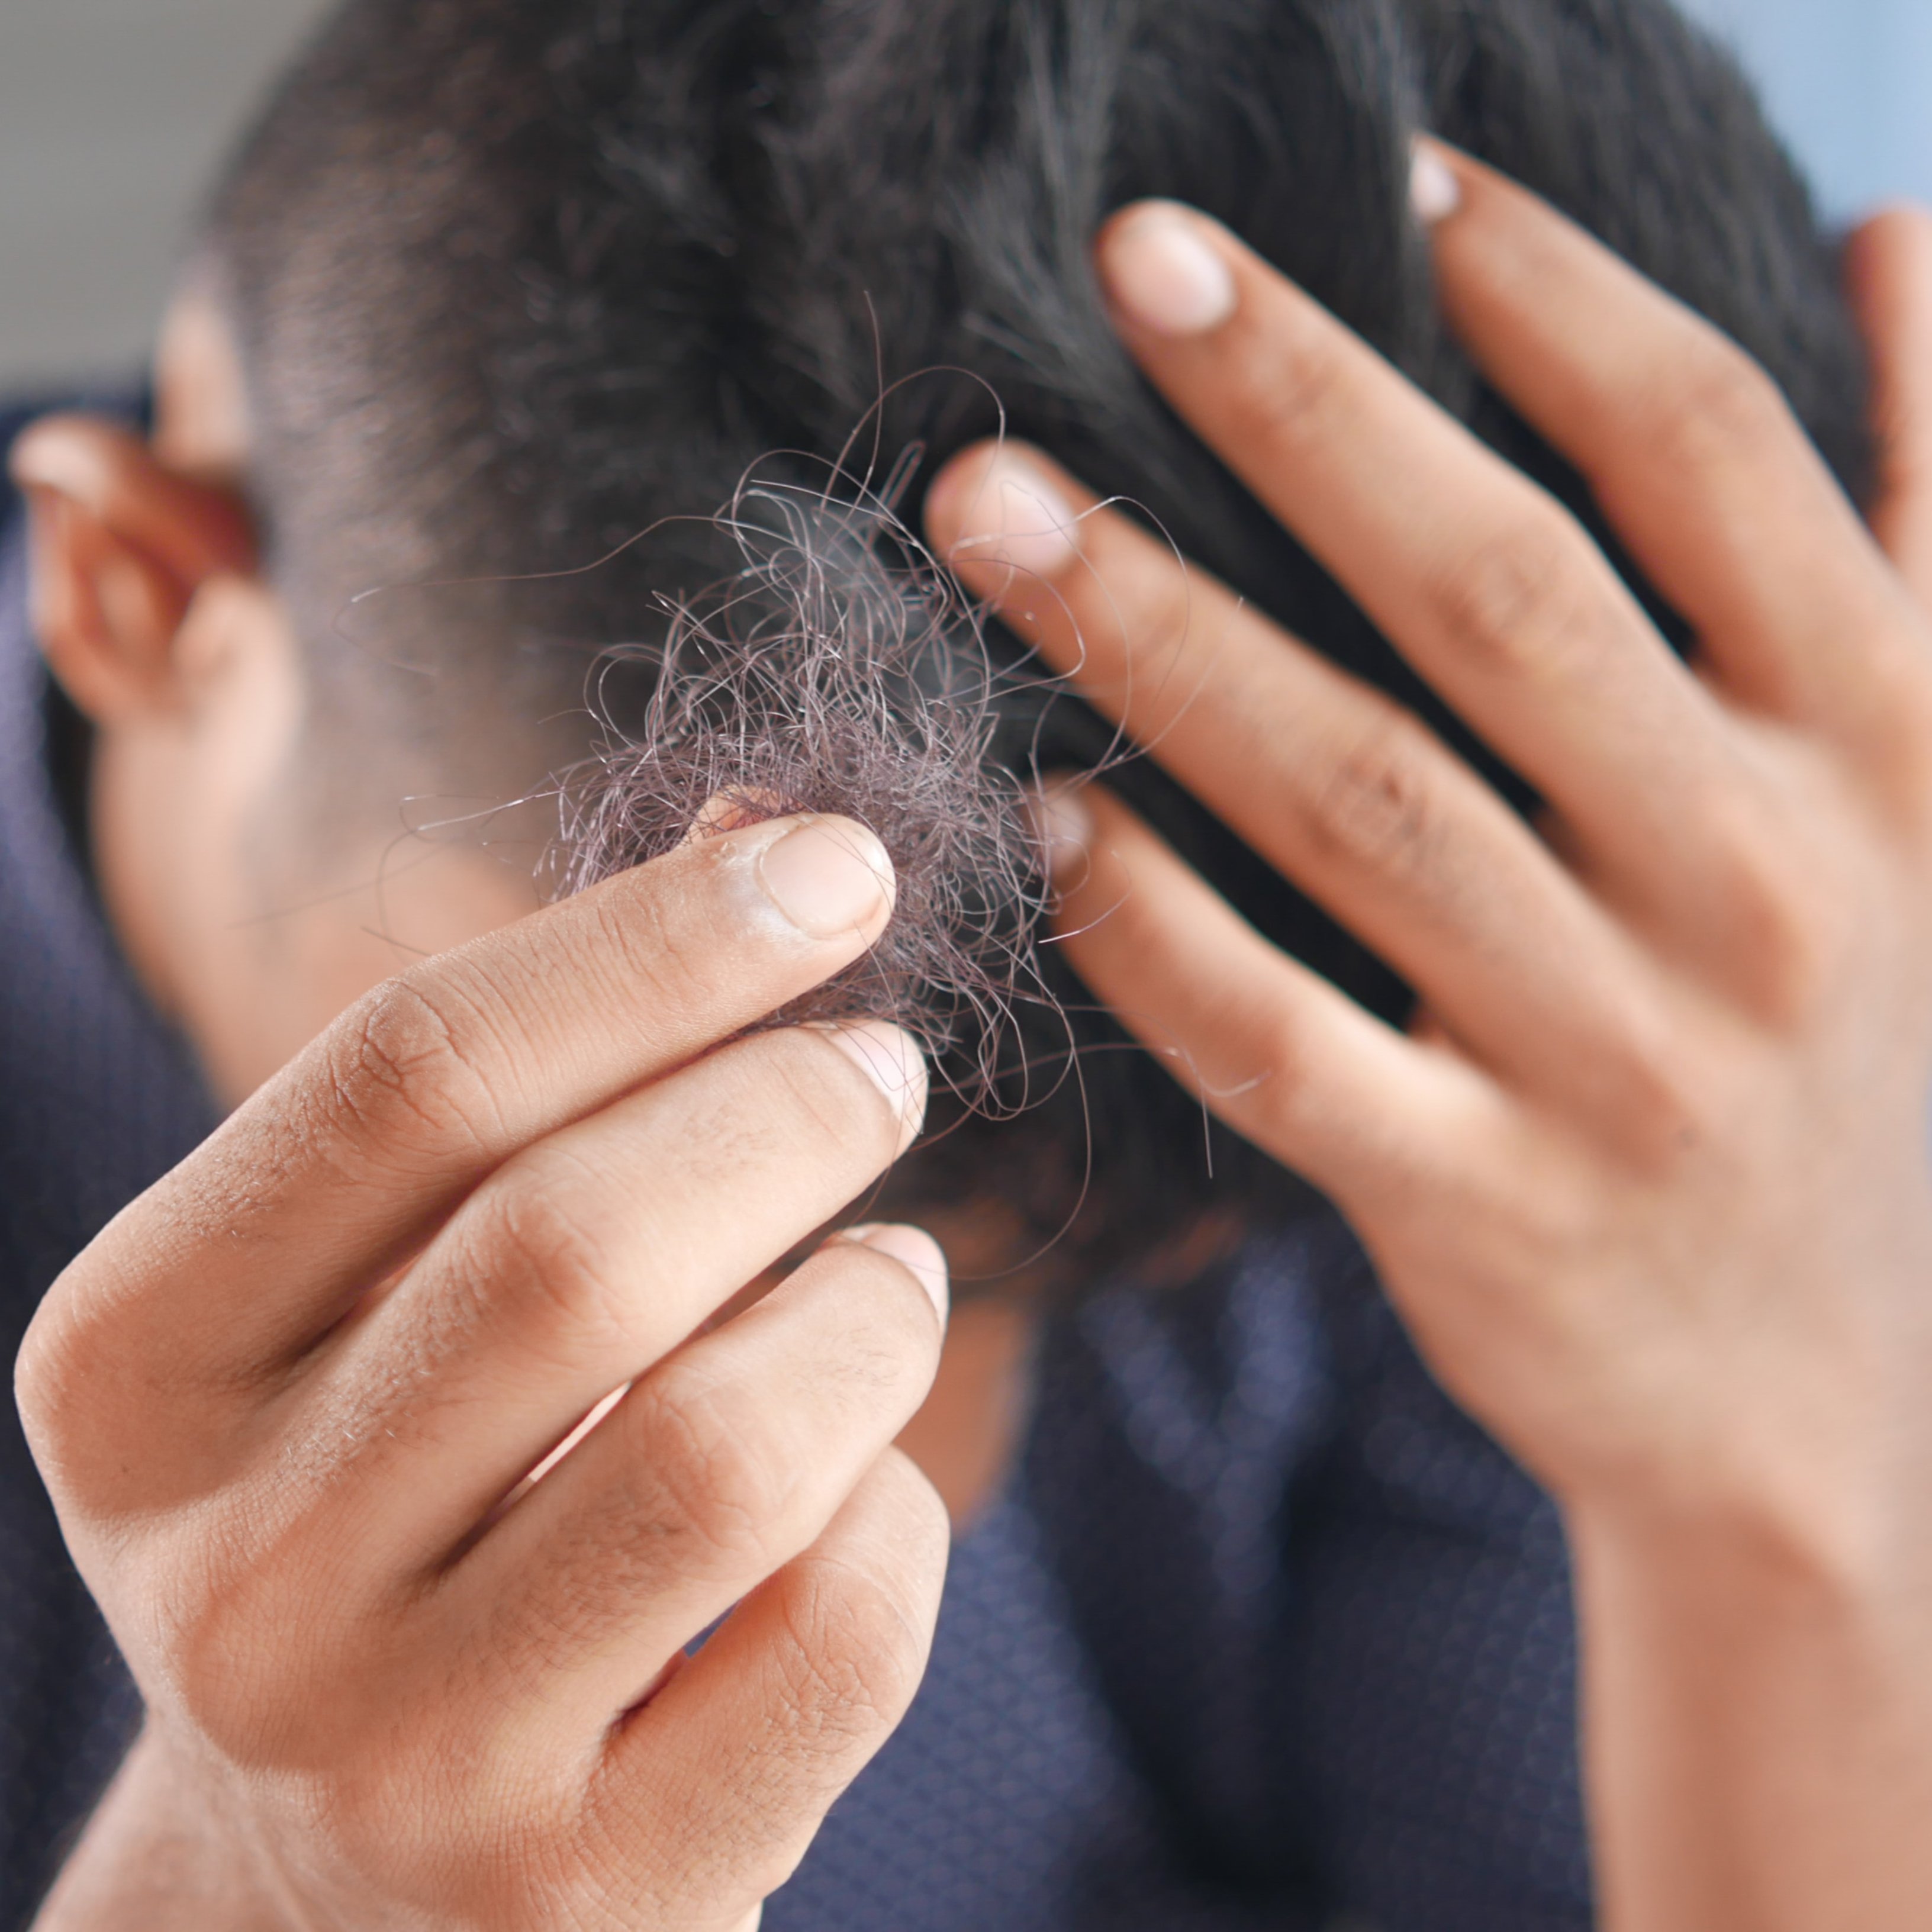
(205, 0, 1870, 1281)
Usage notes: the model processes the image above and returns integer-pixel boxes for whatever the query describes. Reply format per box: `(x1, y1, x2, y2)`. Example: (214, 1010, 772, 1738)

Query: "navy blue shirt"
(0, 400, 1592, 1928)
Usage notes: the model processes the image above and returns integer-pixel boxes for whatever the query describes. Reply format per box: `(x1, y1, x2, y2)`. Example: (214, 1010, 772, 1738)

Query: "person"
(4, 0, 1931, 1925)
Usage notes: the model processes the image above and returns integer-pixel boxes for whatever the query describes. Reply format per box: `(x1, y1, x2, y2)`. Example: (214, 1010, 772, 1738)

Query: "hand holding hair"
(929, 149, 1932, 1931)
(21, 815, 945, 1931)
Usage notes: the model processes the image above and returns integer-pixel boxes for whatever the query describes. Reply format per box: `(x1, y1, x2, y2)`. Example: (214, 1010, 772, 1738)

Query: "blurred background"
(0, 0, 331, 392)
(1, 0, 1929, 394)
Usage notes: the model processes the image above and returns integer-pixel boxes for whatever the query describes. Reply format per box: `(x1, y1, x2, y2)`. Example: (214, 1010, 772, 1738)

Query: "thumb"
(1844, 204, 1932, 610)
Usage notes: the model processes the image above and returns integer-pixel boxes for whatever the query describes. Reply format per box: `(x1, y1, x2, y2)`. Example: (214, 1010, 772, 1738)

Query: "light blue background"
(1682, 0, 1932, 218)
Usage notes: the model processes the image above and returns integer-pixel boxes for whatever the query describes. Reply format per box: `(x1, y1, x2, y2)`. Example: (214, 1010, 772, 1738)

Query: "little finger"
(589, 1447, 949, 1927)
(1422, 144, 1932, 755)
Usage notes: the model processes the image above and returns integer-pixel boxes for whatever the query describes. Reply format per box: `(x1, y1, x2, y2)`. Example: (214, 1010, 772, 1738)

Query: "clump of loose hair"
(552, 457, 1053, 1112)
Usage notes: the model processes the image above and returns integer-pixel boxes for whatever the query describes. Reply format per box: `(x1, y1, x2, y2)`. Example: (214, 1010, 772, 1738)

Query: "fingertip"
(836, 1222, 950, 1326)
(7, 416, 105, 501)
(810, 1020, 930, 1157)
(1022, 775, 1095, 888)
(925, 442, 1081, 584)
(923, 441, 999, 548)
(1096, 199, 1238, 337)
(5, 413, 256, 579)
(1409, 139, 1464, 227)
(1841, 203, 1932, 598)
(742, 813, 897, 943)
(1847, 201, 1932, 257)
(1844, 204, 1932, 340)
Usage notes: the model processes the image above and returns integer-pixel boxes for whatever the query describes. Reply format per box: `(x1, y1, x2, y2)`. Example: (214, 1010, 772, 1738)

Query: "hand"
(927, 153, 1932, 1928)
(20, 814, 948, 1931)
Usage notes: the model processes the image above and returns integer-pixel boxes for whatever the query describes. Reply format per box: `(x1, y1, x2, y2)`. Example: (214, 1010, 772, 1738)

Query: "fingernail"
(939, 451, 1081, 582)
(1102, 205, 1238, 337)
(813, 1022, 929, 1156)
(839, 1222, 951, 1325)
(1023, 782, 1093, 885)
(754, 817, 896, 941)
(683, 787, 778, 842)
(1410, 144, 1462, 226)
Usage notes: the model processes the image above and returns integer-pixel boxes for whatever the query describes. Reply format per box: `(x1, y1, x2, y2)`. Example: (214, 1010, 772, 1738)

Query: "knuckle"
(1429, 506, 1607, 684)
(15, 1255, 163, 1508)
(1205, 987, 1318, 1142)
(14, 1297, 80, 1466)
(1723, 846, 1846, 1025)
(1649, 337, 1792, 477)
(314, 974, 511, 1176)
(583, 880, 717, 1033)
(147, 1547, 317, 1759)
(777, 1468, 948, 1745)
(1699, 777, 1857, 1025)
(1136, 558, 1206, 660)
(1302, 710, 1452, 881)
(1240, 321, 1355, 453)
(630, 1370, 793, 1573)
(809, 1248, 944, 1386)
(1107, 554, 1208, 703)
(468, 1163, 632, 1354)
(1606, 1033, 1706, 1171)
(296, 1743, 511, 1898)
(771, 1560, 936, 1758)
(865, 1450, 955, 1590)
(1583, 985, 1714, 1177)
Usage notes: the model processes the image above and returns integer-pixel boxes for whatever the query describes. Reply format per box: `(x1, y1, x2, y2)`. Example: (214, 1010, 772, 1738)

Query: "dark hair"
(205, 0, 1870, 1286)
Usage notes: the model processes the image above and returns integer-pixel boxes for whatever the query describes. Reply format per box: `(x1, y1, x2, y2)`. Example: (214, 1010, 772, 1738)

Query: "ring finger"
(435, 1223, 949, 1735)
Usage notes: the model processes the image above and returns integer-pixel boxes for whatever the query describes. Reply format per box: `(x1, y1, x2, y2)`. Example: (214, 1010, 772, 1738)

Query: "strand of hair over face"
(550, 454, 1057, 1116)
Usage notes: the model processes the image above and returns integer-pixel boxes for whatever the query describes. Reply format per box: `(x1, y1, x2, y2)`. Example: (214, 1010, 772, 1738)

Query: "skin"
(9, 288, 1037, 1528)
(7, 146, 1932, 1925)
(17, 298, 967, 1929)
(926, 149, 1932, 1928)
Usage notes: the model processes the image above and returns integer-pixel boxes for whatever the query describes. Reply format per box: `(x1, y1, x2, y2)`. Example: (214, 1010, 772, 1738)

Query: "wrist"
(33, 1727, 291, 1932)
(1566, 1480, 1932, 1932)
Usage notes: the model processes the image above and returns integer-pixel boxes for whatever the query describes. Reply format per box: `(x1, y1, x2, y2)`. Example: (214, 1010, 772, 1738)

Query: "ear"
(8, 414, 256, 727)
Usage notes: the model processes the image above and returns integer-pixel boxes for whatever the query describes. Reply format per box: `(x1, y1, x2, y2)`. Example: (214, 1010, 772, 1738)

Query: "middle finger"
(1088, 198, 1759, 915)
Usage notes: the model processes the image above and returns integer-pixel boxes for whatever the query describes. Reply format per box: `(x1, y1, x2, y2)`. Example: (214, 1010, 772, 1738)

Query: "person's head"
(12, 0, 1870, 1286)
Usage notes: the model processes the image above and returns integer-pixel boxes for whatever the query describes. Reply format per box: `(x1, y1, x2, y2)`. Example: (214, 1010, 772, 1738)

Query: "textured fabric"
(776, 1236, 1592, 1932)
(0, 409, 1591, 1927)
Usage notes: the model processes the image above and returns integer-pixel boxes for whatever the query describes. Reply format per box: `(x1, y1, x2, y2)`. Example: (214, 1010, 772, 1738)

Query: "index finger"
(38, 813, 898, 1384)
